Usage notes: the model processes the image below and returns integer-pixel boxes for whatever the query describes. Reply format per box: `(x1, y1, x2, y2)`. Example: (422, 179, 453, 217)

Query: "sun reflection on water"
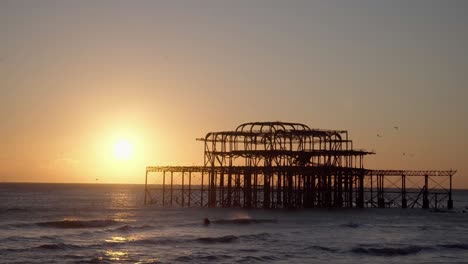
(111, 211, 136, 222)
(104, 236, 135, 243)
(103, 250, 129, 261)
(106, 191, 136, 209)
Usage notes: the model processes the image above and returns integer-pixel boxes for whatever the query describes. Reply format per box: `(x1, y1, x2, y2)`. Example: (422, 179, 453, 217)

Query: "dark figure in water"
(203, 218, 210, 225)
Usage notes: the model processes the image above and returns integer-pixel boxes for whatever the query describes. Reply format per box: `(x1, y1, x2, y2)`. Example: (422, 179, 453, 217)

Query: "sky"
(0, 1, 467, 186)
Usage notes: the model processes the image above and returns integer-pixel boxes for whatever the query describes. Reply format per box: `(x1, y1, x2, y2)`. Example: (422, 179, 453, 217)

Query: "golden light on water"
(104, 250, 129, 261)
(104, 236, 133, 243)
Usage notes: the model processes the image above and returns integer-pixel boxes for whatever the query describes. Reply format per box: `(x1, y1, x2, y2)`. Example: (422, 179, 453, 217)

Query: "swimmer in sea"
(203, 218, 210, 225)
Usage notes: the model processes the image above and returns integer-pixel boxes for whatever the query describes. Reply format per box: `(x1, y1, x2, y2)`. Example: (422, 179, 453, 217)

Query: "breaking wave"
(238, 255, 282, 262)
(212, 218, 277, 225)
(351, 245, 431, 256)
(306, 245, 339, 252)
(341, 222, 361, 228)
(438, 243, 468, 250)
(193, 233, 273, 244)
(174, 254, 233, 262)
(35, 243, 83, 250)
(37, 219, 117, 228)
(240, 232, 272, 241)
(195, 235, 239, 244)
(113, 224, 153, 232)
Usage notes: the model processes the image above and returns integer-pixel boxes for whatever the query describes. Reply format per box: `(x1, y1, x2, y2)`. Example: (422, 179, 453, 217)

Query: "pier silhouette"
(145, 122, 455, 209)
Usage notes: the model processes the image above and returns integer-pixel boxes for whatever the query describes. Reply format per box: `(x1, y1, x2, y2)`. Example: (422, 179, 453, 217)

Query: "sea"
(1, 183, 468, 264)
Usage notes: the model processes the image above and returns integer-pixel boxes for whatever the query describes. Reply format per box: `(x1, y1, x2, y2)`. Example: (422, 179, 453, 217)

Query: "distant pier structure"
(145, 122, 456, 209)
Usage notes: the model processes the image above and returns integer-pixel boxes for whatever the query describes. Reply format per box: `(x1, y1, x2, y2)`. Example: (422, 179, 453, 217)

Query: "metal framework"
(145, 122, 456, 209)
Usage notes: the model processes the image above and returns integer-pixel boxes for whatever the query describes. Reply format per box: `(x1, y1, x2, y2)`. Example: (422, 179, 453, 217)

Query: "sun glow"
(113, 140, 133, 160)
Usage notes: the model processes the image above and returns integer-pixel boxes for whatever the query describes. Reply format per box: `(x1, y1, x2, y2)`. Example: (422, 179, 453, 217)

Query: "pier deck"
(144, 166, 455, 209)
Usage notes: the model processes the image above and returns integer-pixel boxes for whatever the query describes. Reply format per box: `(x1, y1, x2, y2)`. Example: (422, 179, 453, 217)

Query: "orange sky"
(0, 1, 467, 187)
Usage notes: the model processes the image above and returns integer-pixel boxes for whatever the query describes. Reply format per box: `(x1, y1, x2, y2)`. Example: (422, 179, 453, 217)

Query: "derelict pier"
(144, 122, 456, 209)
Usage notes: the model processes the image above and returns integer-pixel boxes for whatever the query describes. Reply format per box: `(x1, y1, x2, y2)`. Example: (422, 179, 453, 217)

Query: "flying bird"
(377, 134, 382, 138)
(394, 126, 399, 130)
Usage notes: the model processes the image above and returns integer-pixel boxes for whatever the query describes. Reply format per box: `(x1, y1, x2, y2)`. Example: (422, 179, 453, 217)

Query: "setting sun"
(113, 140, 133, 160)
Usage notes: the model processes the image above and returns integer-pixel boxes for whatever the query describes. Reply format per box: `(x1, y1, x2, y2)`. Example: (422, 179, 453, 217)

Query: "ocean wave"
(195, 235, 239, 244)
(37, 219, 117, 228)
(239, 232, 272, 241)
(175, 254, 233, 262)
(0, 207, 31, 213)
(212, 218, 277, 225)
(239, 255, 281, 262)
(439, 243, 468, 250)
(8, 222, 31, 228)
(131, 237, 186, 246)
(351, 245, 431, 256)
(35, 243, 83, 250)
(340, 222, 361, 228)
(306, 245, 339, 252)
(237, 248, 260, 253)
(112, 224, 153, 232)
(105, 232, 271, 247)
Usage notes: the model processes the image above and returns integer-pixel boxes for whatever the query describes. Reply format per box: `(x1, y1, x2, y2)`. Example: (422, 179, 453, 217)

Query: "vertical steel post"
(448, 175, 453, 209)
(370, 174, 373, 207)
(264, 173, 271, 209)
(277, 172, 282, 207)
(201, 171, 204, 207)
(357, 174, 364, 208)
(162, 171, 166, 206)
(220, 170, 225, 207)
(188, 171, 191, 207)
(144, 170, 148, 205)
(349, 175, 354, 208)
(423, 174, 429, 209)
(402, 174, 407, 208)
(227, 170, 232, 207)
(378, 175, 385, 208)
(170, 171, 173, 206)
(181, 171, 185, 207)
(253, 172, 258, 208)
(244, 170, 252, 208)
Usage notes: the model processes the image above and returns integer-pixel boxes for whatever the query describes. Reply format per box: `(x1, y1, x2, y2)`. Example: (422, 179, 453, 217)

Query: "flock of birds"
(376, 126, 415, 157)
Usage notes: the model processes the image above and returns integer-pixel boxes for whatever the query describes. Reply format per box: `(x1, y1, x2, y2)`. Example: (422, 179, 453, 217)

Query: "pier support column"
(349, 175, 354, 208)
(208, 169, 217, 208)
(219, 171, 225, 207)
(422, 174, 429, 209)
(170, 172, 173, 206)
(264, 173, 271, 209)
(277, 172, 282, 207)
(227, 170, 232, 207)
(144, 170, 148, 205)
(401, 175, 407, 208)
(244, 171, 252, 208)
(188, 172, 191, 207)
(311, 175, 316, 208)
(181, 171, 185, 207)
(162, 171, 166, 206)
(357, 174, 364, 208)
(448, 175, 453, 209)
(377, 175, 385, 208)
(336, 173, 343, 208)
(201, 171, 204, 207)
(287, 172, 293, 208)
